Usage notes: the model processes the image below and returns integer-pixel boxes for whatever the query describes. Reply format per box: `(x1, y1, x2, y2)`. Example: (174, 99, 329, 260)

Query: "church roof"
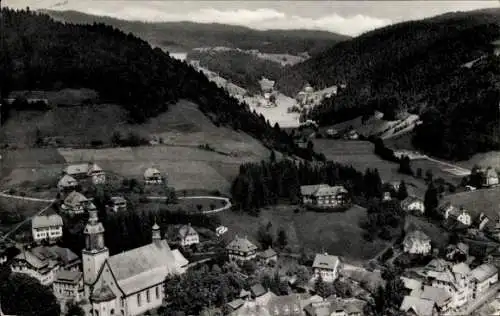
(105, 240, 188, 295)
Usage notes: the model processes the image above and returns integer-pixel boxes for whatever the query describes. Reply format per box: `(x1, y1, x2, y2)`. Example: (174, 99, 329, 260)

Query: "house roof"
(401, 277, 422, 291)
(420, 286, 451, 307)
(312, 253, 339, 270)
(258, 248, 277, 259)
(300, 184, 347, 197)
(304, 298, 365, 316)
(32, 213, 63, 229)
(55, 270, 82, 284)
(144, 167, 161, 178)
(226, 236, 257, 253)
(266, 293, 311, 316)
(64, 163, 91, 175)
(470, 263, 498, 283)
(401, 196, 423, 209)
(58, 174, 78, 187)
(178, 224, 197, 239)
(400, 296, 436, 316)
(404, 230, 431, 243)
(88, 163, 103, 173)
(64, 191, 89, 207)
(14, 245, 79, 269)
(227, 298, 245, 310)
(103, 240, 188, 295)
(452, 262, 471, 275)
(250, 284, 267, 297)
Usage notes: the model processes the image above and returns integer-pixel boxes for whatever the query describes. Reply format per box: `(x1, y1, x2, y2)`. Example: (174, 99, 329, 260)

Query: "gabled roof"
(404, 230, 431, 243)
(400, 296, 436, 316)
(250, 284, 267, 297)
(470, 263, 498, 283)
(300, 184, 347, 197)
(452, 262, 471, 275)
(32, 213, 63, 229)
(64, 191, 89, 207)
(55, 270, 82, 284)
(226, 236, 257, 253)
(258, 248, 277, 259)
(57, 174, 78, 187)
(144, 167, 161, 178)
(88, 163, 103, 173)
(14, 245, 79, 269)
(312, 253, 339, 270)
(420, 286, 451, 308)
(178, 224, 198, 239)
(103, 240, 188, 295)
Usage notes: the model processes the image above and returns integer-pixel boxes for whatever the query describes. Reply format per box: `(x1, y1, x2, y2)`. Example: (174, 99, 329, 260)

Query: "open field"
(312, 139, 427, 198)
(143, 197, 228, 214)
(0, 101, 271, 194)
(441, 187, 500, 224)
(0, 196, 51, 234)
(410, 158, 467, 186)
(220, 205, 390, 261)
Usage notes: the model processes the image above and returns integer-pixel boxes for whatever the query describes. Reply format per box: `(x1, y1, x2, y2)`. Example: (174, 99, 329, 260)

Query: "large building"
(31, 212, 64, 243)
(300, 184, 348, 209)
(82, 208, 188, 316)
(312, 253, 340, 283)
(63, 162, 106, 184)
(226, 236, 258, 262)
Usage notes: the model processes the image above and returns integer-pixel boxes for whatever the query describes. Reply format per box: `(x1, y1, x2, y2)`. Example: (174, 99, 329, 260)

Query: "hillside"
(0, 8, 299, 155)
(40, 10, 349, 55)
(275, 9, 500, 160)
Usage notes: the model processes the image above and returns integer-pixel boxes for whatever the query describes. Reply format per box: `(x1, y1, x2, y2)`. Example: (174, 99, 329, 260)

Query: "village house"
(400, 296, 438, 316)
(63, 162, 105, 184)
(304, 298, 366, 316)
(438, 203, 471, 226)
(53, 270, 84, 312)
(445, 242, 469, 261)
(312, 253, 340, 283)
(257, 247, 278, 265)
(469, 263, 498, 300)
(144, 167, 163, 184)
(82, 209, 188, 316)
(401, 196, 425, 214)
(11, 245, 80, 286)
(482, 167, 499, 187)
(420, 285, 452, 312)
(31, 212, 63, 243)
(61, 191, 95, 214)
(403, 230, 432, 255)
(226, 235, 258, 262)
(106, 196, 127, 213)
(300, 184, 348, 209)
(57, 174, 79, 192)
(178, 223, 199, 247)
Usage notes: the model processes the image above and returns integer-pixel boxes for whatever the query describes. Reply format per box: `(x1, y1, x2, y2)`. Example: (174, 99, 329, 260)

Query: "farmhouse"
(61, 191, 95, 214)
(257, 247, 278, 265)
(403, 230, 431, 255)
(31, 212, 63, 243)
(469, 263, 498, 300)
(226, 235, 258, 262)
(106, 196, 127, 212)
(11, 245, 80, 286)
(63, 162, 105, 184)
(82, 209, 188, 316)
(178, 223, 199, 247)
(144, 167, 163, 184)
(53, 270, 84, 311)
(57, 174, 78, 192)
(300, 184, 348, 208)
(312, 253, 340, 283)
(401, 196, 425, 214)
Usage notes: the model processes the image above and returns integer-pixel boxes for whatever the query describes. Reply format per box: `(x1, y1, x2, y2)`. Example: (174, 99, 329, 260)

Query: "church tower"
(152, 221, 161, 244)
(82, 208, 109, 298)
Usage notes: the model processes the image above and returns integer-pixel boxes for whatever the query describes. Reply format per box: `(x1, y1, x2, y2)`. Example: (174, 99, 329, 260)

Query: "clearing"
(220, 205, 390, 262)
(0, 100, 272, 194)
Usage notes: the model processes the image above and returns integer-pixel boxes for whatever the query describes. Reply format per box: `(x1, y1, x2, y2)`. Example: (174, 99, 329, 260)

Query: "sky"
(4, 0, 500, 36)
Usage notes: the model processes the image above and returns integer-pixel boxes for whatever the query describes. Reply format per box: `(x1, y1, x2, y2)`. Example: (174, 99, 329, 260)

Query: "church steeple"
(84, 208, 106, 251)
(152, 221, 161, 243)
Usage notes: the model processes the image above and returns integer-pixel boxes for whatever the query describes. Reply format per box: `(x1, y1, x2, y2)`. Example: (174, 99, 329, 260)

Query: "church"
(82, 208, 189, 316)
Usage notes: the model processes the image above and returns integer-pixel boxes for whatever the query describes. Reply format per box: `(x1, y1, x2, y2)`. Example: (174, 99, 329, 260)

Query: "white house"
(226, 235, 258, 262)
(11, 245, 80, 286)
(401, 196, 425, 214)
(403, 230, 431, 255)
(300, 184, 348, 208)
(312, 253, 340, 283)
(178, 223, 199, 247)
(469, 264, 498, 300)
(57, 174, 78, 192)
(53, 270, 84, 312)
(144, 168, 163, 184)
(82, 210, 188, 316)
(61, 191, 95, 214)
(31, 212, 63, 243)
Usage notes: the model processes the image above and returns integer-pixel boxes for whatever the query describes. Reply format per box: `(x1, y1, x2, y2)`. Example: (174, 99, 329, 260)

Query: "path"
(146, 195, 232, 214)
(424, 156, 471, 176)
(0, 191, 55, 203)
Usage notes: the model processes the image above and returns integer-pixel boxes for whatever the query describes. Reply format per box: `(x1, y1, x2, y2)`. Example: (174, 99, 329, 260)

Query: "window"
(156, 286, 160, 299)
(137, 293, 141, 306)
(146, 289, 150, 303)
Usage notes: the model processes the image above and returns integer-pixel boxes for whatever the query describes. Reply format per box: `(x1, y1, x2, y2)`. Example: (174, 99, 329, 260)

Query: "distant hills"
(276, 8, 500, 160)
(40, 9, 350, 55)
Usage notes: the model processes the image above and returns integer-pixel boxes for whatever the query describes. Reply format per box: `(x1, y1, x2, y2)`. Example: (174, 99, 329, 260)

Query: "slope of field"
(0, 101, 272, 194)
(42, 10, 349, 55)
(220, 204, 388, 261)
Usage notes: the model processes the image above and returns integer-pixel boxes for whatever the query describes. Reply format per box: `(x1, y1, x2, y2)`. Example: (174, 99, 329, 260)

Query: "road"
(146, 195, 232, 214)
(423, 156, 471, 176)
(0, 191, 55, 203)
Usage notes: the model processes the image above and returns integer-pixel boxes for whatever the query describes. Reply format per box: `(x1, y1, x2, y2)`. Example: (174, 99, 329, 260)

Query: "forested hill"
(0, 8, 296, 153)
(276, 11, 500, 96)
(40, 9, 350, 55)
